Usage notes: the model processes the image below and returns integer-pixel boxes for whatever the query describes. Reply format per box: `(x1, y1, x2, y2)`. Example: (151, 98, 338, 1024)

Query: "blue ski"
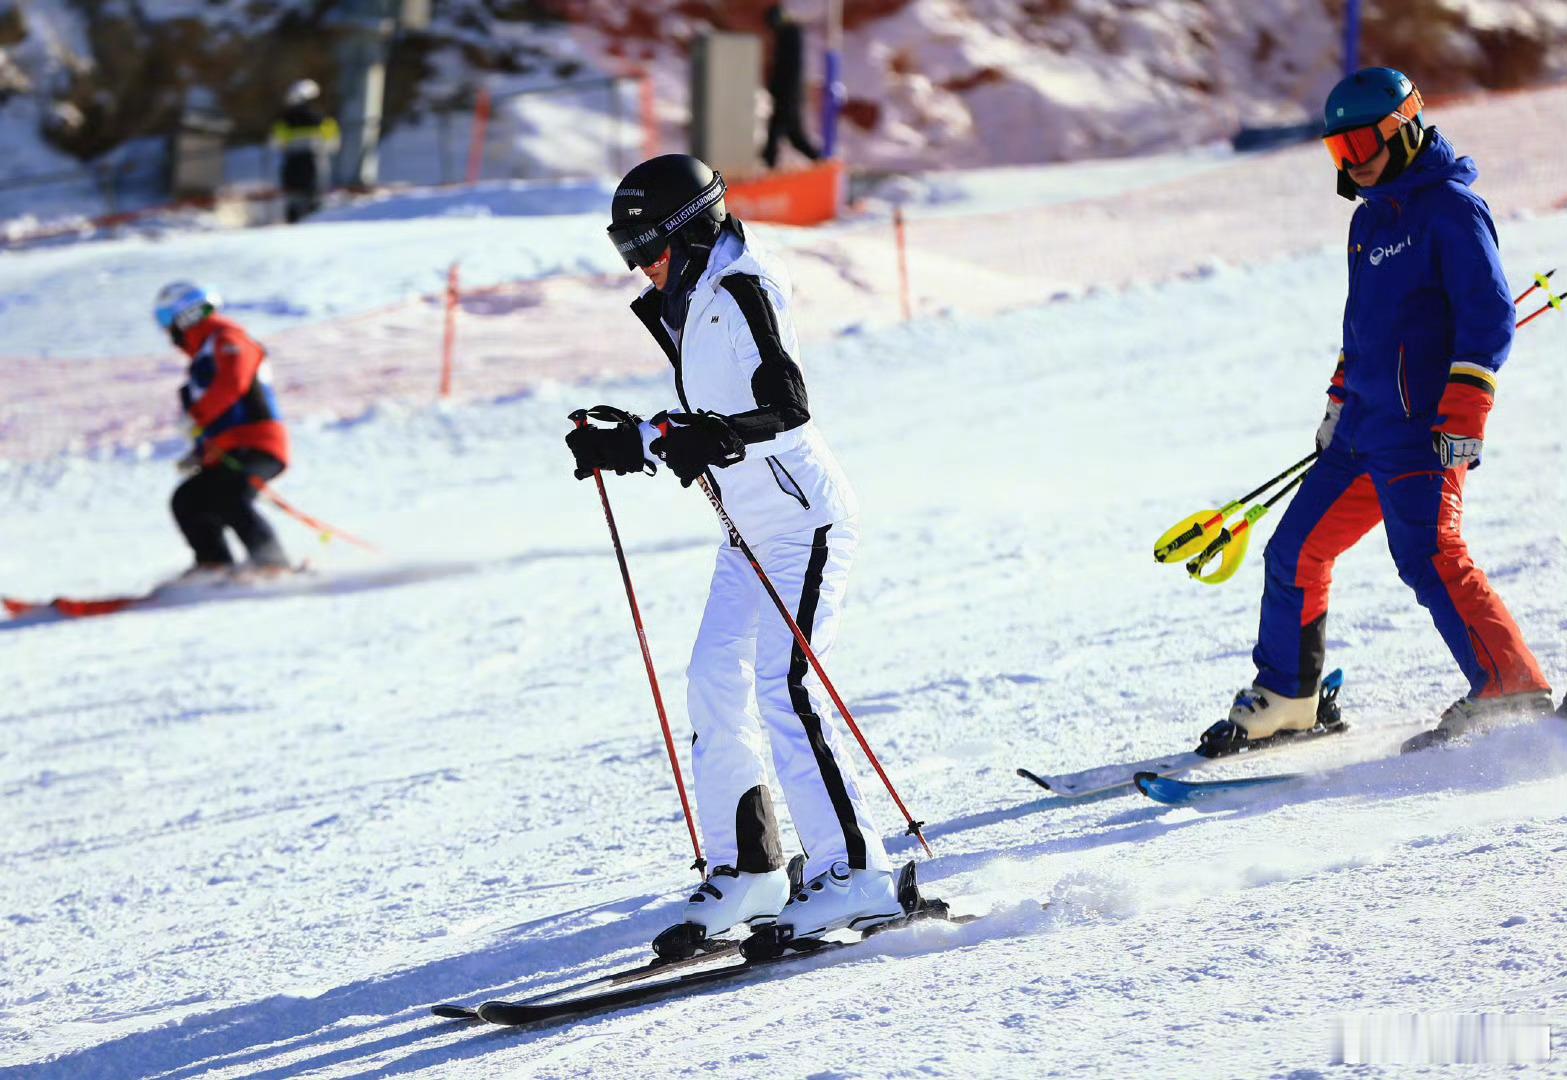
(1133, 770, 1303, 806)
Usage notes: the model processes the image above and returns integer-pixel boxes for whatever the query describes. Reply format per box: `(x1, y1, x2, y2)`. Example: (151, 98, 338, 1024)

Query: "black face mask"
(659, 238, 714, 331)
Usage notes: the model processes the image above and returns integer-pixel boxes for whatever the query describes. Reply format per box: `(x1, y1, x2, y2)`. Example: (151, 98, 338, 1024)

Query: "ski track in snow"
(4, 202, 1567, 1075)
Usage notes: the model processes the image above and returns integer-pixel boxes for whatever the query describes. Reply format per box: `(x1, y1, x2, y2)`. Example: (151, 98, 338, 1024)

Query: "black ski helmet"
(608, 154, 728, 270)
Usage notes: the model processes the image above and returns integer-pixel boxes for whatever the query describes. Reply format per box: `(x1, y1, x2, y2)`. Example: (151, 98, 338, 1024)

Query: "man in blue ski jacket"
(1207, 68, 1553, 755)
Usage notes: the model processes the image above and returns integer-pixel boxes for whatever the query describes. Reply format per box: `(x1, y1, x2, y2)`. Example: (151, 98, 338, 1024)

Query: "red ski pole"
(1516, 272, 1562, 329)
(571, 411, 706, 874)
(691, 473, 932, 857)
(245, 477, 382, 554)
(1512, 267, 1554, 305)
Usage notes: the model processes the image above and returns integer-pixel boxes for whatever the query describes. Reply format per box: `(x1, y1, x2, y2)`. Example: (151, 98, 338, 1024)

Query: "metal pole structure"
(1343, 0, 1361, 77)
(821, 0, 844, 158)
(331, 0, 395, 189)
(609, 75, 624, 175)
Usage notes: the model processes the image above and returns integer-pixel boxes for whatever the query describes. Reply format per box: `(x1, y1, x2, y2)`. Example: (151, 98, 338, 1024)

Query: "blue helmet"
(1323, 66, 1423, 136)
(154, 281, 220, 333)
(1322, 67, 1426, 197)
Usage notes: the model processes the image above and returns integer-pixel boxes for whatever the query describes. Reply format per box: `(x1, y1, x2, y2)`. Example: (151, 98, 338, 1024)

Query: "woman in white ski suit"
(573, 155, 898, 949)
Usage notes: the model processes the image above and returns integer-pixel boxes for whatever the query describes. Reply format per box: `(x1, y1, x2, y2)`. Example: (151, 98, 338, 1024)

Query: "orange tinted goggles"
(1323, 124, 1385, 169)
(1322, 87, 1425, 169)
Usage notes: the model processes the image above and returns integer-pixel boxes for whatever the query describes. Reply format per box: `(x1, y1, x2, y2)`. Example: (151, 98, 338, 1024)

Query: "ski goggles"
(1322, 87, 1424, 169)
(607, 173, 727, 269)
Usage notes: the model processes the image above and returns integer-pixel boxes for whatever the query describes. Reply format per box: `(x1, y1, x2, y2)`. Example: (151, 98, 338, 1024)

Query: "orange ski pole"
(571, 410, 706, 874)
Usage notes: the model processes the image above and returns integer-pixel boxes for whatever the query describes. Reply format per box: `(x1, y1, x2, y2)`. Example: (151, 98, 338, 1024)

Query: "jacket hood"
(1361, 128, 1477, 205)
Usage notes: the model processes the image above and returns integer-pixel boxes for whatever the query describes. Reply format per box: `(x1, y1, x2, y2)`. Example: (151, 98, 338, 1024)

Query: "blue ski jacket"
(1330, 129, 1514, 454)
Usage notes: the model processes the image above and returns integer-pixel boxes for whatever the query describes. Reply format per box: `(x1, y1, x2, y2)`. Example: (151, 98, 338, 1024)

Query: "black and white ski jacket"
(632, 227, 858, 543)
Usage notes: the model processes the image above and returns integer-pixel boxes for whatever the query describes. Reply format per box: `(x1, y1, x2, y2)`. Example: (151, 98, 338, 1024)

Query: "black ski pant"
(763, 98, 821, 168)
(281, 151, 323, 223)
(172, 450, 288, 567)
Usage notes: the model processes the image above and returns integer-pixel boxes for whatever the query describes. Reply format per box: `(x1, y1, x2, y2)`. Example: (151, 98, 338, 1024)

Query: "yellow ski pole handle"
(1153, 502, 1243, 565)
(1153, 449, 1317, 564)
(1185, 468, 1312, 585)
(1186, 508, 1262, 585)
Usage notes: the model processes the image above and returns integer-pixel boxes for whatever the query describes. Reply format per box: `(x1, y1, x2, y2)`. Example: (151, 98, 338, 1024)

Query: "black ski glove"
(651, 411, 746, 487)
(566, 406, 652, 480)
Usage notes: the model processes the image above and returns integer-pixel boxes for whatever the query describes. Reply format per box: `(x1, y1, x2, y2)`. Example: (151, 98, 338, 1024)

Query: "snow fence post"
(893, 204, 912, 321)
(440, 262, 460, 399)
(466, 87, 491, 185)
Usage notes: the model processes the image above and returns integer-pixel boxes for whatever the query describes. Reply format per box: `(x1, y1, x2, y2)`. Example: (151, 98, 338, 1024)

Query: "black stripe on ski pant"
(787, 523, 868, 869)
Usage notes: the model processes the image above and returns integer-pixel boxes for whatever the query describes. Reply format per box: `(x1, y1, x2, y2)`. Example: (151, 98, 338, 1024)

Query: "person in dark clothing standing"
(762, 4, 821, 169)
(154, 281, 292, 578)
(270, 79, 340, 224)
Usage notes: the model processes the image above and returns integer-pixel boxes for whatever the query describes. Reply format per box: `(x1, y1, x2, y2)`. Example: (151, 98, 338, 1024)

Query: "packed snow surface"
(3, 167, 1567, 1076)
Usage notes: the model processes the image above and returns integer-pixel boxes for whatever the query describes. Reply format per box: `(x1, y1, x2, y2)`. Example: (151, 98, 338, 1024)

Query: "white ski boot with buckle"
(772, 862, 901, 940)
(651, 859, 796, 960)
(1401, 690, 1556, 753)
(741, 861, 953, 961)
(1225, 684, 1317, 739)
(1198, 670, 1346, 758)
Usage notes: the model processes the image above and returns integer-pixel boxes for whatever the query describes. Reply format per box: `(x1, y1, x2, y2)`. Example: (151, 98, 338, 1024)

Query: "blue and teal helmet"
(153, 281, 220, 335)
(1322, 67, 1426, 194)
(1323, 66, 1423, 137)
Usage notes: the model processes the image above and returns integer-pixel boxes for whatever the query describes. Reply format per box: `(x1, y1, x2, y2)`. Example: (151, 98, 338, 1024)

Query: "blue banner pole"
(822, 48, 842, 158)
(1343, 0, 1361, 76)
(820, 0, 844, 159)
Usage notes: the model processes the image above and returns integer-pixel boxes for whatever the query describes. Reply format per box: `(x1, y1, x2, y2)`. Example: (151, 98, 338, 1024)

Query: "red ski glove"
(1432, 362, 1496, 470)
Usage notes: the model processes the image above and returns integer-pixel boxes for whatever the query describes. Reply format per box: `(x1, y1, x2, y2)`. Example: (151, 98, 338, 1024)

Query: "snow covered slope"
(3, 192, 1567, 1075)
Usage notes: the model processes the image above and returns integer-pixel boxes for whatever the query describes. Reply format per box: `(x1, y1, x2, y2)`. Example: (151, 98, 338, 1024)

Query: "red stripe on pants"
(1293, 474, 1383, 627)
(1427, 467, 1548, 697)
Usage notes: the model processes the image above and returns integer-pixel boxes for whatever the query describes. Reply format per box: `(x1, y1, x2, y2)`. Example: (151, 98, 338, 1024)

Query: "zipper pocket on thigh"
(766, 455, 810, 509)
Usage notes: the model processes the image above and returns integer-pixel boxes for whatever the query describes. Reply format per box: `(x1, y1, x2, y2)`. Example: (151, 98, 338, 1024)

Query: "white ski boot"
(1401, 690, 1556, 753)
(1199, 670, 1345, 757)
(772, 862, 902, 940)
(741, 861, 953, 961)
(651, 862, 793, 960)
(1225, 685, 1317, 738)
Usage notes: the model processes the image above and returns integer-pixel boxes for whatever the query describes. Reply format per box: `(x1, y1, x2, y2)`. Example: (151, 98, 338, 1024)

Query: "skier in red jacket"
(155, 282, 291, 575)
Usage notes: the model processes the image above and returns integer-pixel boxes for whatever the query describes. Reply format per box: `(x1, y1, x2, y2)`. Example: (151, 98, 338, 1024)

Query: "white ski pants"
(687, 520, 891, 880)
